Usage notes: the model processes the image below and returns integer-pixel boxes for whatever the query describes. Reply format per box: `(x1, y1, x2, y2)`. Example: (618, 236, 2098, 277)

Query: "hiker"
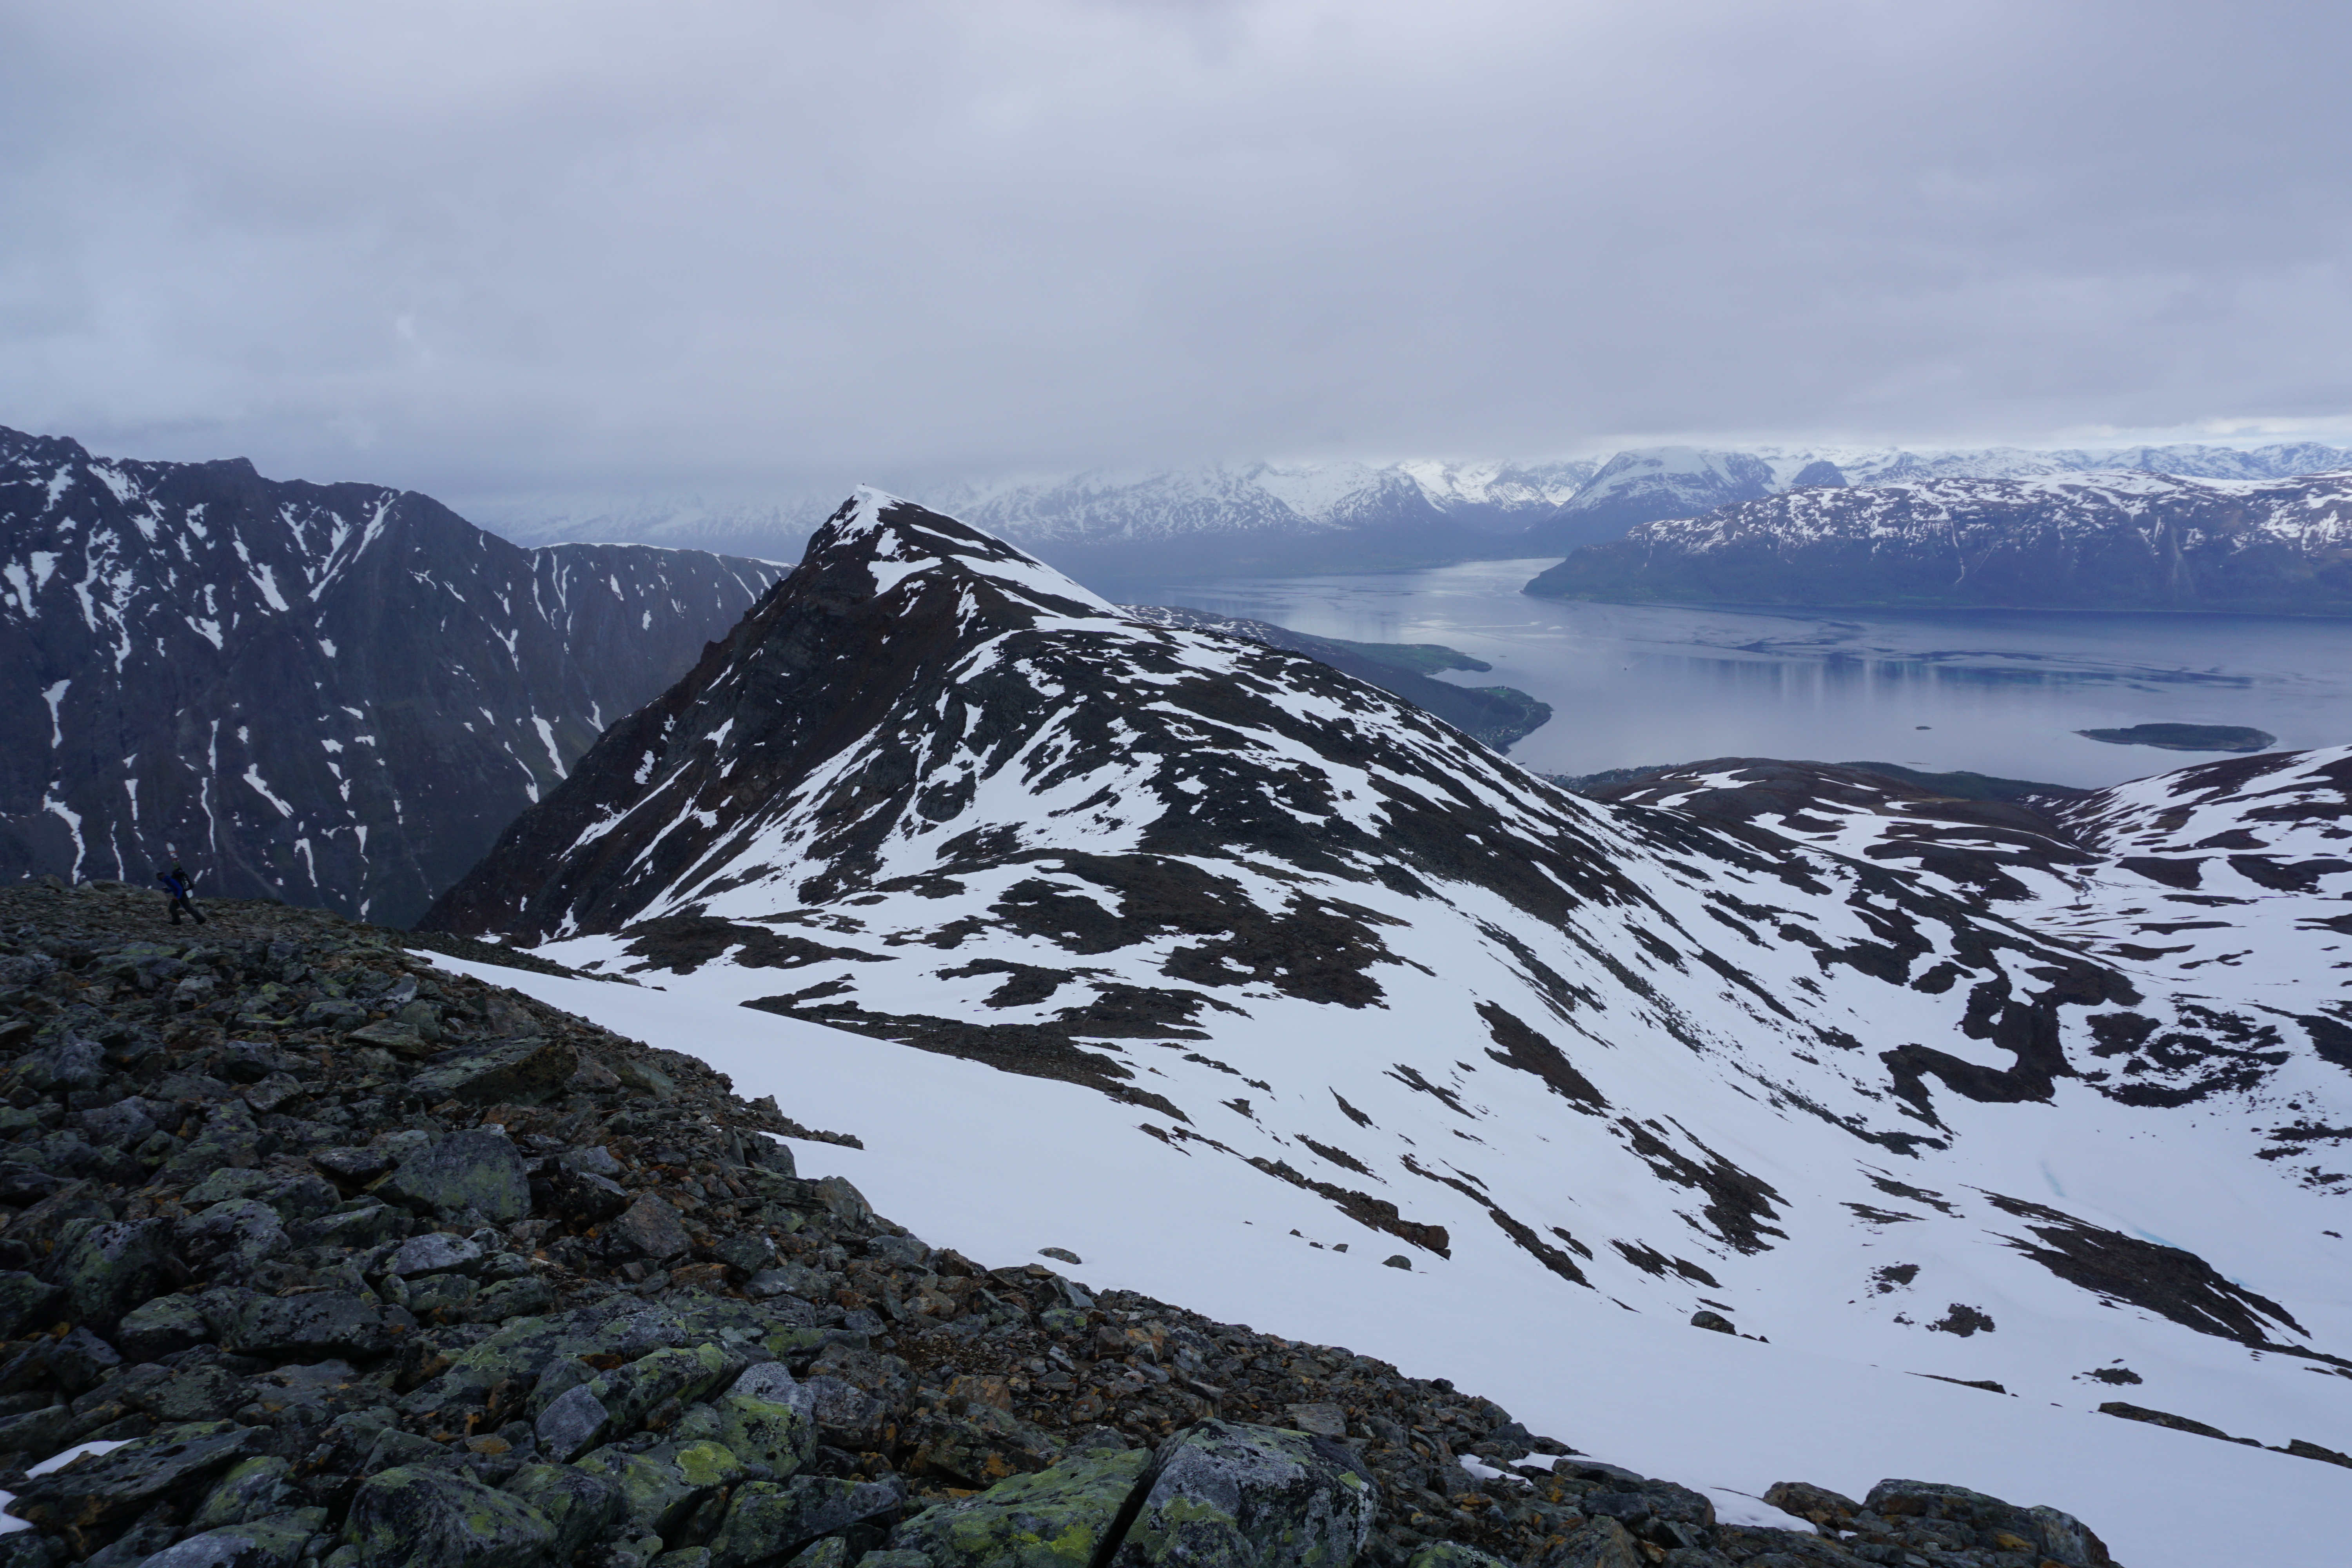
(155, 864, 205, 926)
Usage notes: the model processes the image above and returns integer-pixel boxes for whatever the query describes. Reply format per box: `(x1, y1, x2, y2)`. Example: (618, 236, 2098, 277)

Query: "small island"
(2076, 722, 2276, 753)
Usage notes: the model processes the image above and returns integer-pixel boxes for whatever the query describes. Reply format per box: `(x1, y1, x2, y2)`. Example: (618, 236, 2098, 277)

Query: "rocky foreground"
(0, 886, 2118, 1568)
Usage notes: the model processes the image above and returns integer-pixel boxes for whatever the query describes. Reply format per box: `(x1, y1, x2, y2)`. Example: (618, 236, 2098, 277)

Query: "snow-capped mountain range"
(419, 492, 2352, 1550)
(461, 443, 2352, 581)
(0, 426, 783, 924)
(1527, 468, 2352, 615)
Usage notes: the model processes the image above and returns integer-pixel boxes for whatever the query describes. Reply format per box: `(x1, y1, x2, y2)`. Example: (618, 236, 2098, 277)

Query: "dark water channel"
(1109, 558, 2352, 786)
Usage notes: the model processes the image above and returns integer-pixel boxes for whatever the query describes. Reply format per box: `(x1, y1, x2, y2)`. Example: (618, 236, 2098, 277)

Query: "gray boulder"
(344, 1466, 557, 1568)
(177, 1199, 292, 1275)
(189, 1457, 300, 1530)
(134, 1509, 325, 1568)
(114, 1293, 214, 1360)
(377, 1131, 532, 1225)
(502, 1465, 622, 1562)
(47, 1217, 174, 1332)
(407, 1041, 577, 1107)
(889, 1447, 1151, 1568)
(1107, 1421, 1379, 1568)
(217, 1289, 396, 1359)
(387, 1232, 488, 1278)
(0, 1269, 63, 1337)
(1862, 1479, 2112, 1568)
(708, 1475, 906, 1568)
(610, 1196, 692, 1261)
(9, 1420, 265, 1555)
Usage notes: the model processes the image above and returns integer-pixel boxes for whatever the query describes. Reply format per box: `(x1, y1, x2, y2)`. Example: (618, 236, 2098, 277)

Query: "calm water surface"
(1109, 559, 2352, 787)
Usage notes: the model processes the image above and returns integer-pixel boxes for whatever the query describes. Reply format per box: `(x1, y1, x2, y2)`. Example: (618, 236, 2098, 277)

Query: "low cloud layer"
(4, 0, 2349, 499)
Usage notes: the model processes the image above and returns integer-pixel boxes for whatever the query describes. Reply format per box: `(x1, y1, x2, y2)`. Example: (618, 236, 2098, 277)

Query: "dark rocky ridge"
(0, 427, 783, 926)
(0, 886, 2127, 1568)
(1525, 469, 2352, 614)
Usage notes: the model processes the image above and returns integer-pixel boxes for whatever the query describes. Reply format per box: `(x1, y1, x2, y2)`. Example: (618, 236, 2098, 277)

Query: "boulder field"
(0, 885, 2116, 1568)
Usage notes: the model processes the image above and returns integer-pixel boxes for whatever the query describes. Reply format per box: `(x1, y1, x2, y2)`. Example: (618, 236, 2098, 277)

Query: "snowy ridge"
(465, 443, 2352, 578)
(0, 426, 784, 922)
(427, 494, 2352, 1509)
(1529, 468, 2352, 613)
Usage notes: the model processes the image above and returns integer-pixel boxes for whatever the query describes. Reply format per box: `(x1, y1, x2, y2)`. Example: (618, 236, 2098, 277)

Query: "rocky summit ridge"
(0, 886, 2124, 1568)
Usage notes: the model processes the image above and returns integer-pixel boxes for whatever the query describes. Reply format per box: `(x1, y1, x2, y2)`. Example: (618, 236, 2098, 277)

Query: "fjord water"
(1109, 557, 2352, 785)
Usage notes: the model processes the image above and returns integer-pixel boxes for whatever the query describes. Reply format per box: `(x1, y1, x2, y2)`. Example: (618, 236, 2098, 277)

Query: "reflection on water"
(1103, 559, 2350, 786)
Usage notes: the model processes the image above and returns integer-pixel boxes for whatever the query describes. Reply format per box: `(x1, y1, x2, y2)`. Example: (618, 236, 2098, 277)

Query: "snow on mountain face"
(1527, 468, 2352, 613)
(461, 445, 2352, 584)
(0, 426, 783, 924)
(426, 493, 2350, 1490)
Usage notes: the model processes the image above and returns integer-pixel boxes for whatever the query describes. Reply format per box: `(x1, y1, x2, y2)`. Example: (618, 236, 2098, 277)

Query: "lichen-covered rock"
(408, 1040, 578, 1107)
(1862, 1479, 2112, 1568)
(590, 1345, 738, 1436)
(713, 1370, 817, 1479)
(177, 1198, 292, 1274)
(534, 1383, 612, 1463)
(502, 1463, 622, 1561)
(610, 1196, 693, 1261)
(189, 1456, 301, 1531)
(114, 1293, 214, 1361)
(0, 1270, 62, 1338)
(7, 1420, 265, 1554)
(1528, 1519, 1641, 1568)
(136, 1508, 327, 1568)
(345, 1465, 558, 1568)
(377, 1131, 532, 1224)
(1403, 1546, 1510, 1568)
(708, 1475, 907, 1568)
(216, 1289, 396, 1359)
(889, 1447, 1151, 1568)
(46, 1217, 174, 1332)
(1758, 1482, 1858, 1534)
(1108, 1421, 1378, 1568)
(570, 1448, 702, 1541)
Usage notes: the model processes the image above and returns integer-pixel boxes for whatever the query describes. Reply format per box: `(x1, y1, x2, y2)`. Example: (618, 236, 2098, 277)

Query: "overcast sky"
(4, 0, 2350, 502)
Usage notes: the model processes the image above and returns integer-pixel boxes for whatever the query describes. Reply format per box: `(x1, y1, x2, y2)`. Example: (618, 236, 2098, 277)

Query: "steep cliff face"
(1525, 469, 2352, 613)
(0, 426, 782, 923)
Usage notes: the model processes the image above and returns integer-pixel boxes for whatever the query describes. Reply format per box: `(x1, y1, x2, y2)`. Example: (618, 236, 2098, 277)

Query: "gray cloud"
(3, 0, 2349, 500)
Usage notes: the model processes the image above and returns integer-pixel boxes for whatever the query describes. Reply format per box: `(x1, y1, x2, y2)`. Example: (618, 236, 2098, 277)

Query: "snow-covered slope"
(422, 494, 2352, 1533)
(0, 426, 783, 922)
(1528, 468, 2352, 614)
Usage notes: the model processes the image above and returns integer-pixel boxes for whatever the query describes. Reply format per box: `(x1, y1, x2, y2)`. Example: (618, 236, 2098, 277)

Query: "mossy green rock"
(141, 1508, 327, 1568)
(1107, 1421, 1378, 1568)
(714, 1392, 815, 1479)
(47, 1217, 174, 1332)
(890, 1448, 1150, 1568)
(708, 1476, 906, 1568)
(114, 1291, 216, 1359)
(345, 1465, 557, 1568)
(377, 1131, 532, 1224)
(572, 1448, 702, 1540)
(8, 1420, 265, 1555)
(502, 1464, 622, 1561)
(191, 1456, 299, 1530)
(589, 1344, 734, 1432)
(1405, 1547, 1512, 1568)
(0, 1269, 62, 1338)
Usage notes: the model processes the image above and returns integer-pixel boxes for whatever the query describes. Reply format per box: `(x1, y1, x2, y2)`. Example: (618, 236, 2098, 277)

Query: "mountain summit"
(426, 494, 2350, 1441)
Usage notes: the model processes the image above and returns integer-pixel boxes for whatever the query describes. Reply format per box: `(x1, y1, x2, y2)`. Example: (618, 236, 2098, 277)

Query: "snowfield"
(421, 491, 2352, 1568)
